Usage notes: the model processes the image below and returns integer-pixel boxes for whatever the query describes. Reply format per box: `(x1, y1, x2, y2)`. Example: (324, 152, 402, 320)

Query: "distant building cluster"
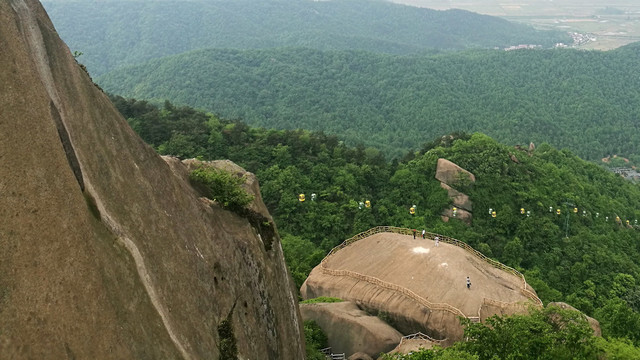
(504, 44, 541, 51)
(555, 32, 596, 48)
(610, 167, 640, 182)
(500, 31, 597, 51)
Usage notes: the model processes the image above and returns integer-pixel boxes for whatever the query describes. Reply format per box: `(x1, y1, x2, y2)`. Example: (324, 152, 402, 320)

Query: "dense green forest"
(111, 96, 640, 353)
(381, 307, 640, 359)
(43, 0, 570, 75)
(99, 44, 640, 161)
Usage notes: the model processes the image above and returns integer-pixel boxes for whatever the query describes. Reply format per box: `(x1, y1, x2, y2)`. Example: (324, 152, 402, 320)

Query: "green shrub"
(189, 166, 254, 212)
(304, 320, 329, 360)
(217, 312, 237, 359)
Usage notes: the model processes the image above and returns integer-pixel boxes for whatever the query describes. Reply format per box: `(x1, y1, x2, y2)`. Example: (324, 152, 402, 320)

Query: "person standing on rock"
(466, 276, 471, 289)
(422, 229, 426, 239)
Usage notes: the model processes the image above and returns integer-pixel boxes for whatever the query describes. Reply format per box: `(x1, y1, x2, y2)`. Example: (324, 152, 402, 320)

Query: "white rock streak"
(117, 236, 192, 360)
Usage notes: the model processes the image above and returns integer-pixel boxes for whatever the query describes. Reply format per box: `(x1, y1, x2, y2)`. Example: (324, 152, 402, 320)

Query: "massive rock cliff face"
(0, 1, 304, 358)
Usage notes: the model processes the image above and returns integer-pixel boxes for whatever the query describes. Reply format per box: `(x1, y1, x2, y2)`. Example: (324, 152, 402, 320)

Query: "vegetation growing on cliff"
(189, 166, 254, 212)
(217, 310, 238, 360)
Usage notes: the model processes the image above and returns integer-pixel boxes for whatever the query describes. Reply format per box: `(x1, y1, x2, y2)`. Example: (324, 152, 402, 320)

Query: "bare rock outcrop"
(547, 302, 601, 337)
(300, 301, 403, 358)
(435, 158, 476, 186)
(435, 159, 475, 224)
(440, 183, 473, 212)
(302, 231, 540, 346)
(440, 206, 472, 223)
(0, 1, 304, 358)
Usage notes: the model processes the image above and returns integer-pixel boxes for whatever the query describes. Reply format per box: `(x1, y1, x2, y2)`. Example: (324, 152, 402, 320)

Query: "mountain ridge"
(42, 0, 571, 75)
(98, 45, 640, 161)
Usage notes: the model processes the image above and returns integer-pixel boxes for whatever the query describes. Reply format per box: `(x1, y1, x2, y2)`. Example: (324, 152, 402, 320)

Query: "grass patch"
(301, 297, 343, 304)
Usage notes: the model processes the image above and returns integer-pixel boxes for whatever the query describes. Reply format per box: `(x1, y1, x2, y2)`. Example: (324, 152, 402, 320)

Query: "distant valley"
(392, 0, 640, 50)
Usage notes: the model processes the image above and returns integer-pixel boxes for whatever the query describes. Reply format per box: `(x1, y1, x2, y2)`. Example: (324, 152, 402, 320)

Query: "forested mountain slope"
(100, 44, 640, 161)
(101, 44, 640, 356)
(42, 0, 570, 75)
(113, 98, 640, 351)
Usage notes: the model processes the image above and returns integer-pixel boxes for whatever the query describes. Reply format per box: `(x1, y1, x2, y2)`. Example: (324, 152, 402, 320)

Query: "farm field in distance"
(391, 0, 640, 49)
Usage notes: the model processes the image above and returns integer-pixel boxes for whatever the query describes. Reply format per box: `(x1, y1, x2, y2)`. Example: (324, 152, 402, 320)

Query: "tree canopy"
(100, 44, 640, 161)
(382, 306, 640, 359)
(112, 97, 640, 346)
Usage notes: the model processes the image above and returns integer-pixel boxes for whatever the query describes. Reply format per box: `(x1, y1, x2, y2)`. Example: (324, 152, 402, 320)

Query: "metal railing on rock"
(321, 264, 467, 318)
(320, 226, 543, 316)
(319, 347, 345, 360)
(401, 332, 446, 342)
(397, 332, 447, 352)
